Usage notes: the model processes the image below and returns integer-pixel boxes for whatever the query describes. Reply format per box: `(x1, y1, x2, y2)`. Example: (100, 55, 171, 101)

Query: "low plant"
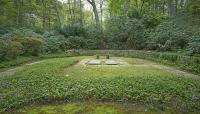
(0, 57, 199, 113)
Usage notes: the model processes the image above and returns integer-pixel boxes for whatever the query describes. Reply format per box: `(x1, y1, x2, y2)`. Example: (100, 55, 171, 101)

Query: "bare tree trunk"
(68, 0, 73, 24)
(175, 0, 178, 13)
(15, 0, 20, 27)
(168, 0, 175, 17)
(140, 0, 145, 13)
(100, 0, 103, 25)
(54, 1, 61, 30)
(124, 0, 130, 17)
(87, 0, 100, 25)
(162, 0, 166, 14)
(179, 0, 184, 8)
(79, 0, 84, 25)
(48, 9, 51, 31)
(73, 0, 76, 23)
(42, 0, 46, 31)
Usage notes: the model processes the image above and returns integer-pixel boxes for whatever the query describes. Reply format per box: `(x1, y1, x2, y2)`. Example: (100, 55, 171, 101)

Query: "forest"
(0, 0, 200, 113)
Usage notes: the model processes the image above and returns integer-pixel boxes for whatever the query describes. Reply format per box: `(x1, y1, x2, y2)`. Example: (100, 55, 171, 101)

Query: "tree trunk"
(100, 0, 103, 25)
(79, 0, 84, 25)
(124, 0, 130, 17)
(54, 1, 61, 30)
(87, 0, 100, 25)
(175, 0, 178, 12)
(15, 0, 20, 27)
(168, 0, 175, 17)
(42, 0, 46, 31)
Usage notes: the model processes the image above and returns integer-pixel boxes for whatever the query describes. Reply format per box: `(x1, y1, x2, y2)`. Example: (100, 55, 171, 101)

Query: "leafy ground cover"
(0, 53, 79, 72)
(0, 56, 199, 113)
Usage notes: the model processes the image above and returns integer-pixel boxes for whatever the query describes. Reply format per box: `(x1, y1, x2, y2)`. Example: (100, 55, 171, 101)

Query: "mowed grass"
(12, 101, 186, 114)
(0, 56, 200, 113)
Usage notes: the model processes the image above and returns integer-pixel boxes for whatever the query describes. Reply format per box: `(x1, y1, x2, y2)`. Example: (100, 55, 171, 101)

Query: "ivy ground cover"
(0, 57, 199, 113)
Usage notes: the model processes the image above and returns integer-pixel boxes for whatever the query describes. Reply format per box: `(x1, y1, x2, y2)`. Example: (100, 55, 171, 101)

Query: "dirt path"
(152, 64, 199, 79)
(0, 61, 44, 77)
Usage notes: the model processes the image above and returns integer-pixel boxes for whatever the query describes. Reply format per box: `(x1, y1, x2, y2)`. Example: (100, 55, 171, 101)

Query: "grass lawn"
(0, 56, 199, 113)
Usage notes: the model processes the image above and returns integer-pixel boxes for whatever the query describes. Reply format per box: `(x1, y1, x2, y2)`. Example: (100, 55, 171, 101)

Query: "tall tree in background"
(168, 0, 175, 16)
(87, 0, 100, 25)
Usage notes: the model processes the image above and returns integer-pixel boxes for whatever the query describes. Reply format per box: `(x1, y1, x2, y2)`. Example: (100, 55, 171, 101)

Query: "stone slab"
(87, 60, 101, 65)
(105, 60, 119, 65)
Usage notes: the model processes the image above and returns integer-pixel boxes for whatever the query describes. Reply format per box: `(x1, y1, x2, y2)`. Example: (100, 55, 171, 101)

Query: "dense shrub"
(14, 37, 43, 56)
(0, 39, 23, 61)
(42, 33, 66, 53)
(85, 25, 104, 49)
(187, 35, 200, 56)
(141, 12, 166, 29)
(187, 0, 200, 15)
(61, 23, 85, 37)
(66, 36, 86, 49)
(126, 19, 145, 49)
(0, 29, 43, 39)
(105, 16, 145, 49)
(148, 21, 189, 51)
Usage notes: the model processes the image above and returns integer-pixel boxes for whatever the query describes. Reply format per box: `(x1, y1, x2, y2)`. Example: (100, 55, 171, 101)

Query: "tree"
(87, 0, 100, 25)
(168, 0, 175, 16)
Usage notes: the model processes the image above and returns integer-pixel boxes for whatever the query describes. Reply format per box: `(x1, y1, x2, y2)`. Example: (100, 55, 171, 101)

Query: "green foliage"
(105, 16, 145, 49)
(0, 39, 23, 61)
(148, 21, 188, 51)
(14, 37, 43, 56)
(0, 57, 199, 112)
(85, 25, 104, 49)
(61, 24, 86, 37)
(0, 56, 35, 69)
(0, 29, 43, 40)
(141, 12, 166, 29)
(42, 32, 67, 53)
(187, 35, 200, 56)
(66, 36, 86, 49)
(187, 0, 200, 15)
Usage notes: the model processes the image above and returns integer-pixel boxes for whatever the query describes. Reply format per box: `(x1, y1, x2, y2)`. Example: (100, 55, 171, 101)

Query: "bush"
(187, 0, 200, 15)
(141, 12, 166, 29)
(148, 21, 189, 51)
(126, 19, 145, 49)
(42, 33, 66, 53)
(0, 39, 23, 61)
(1, 29, 43, 39)
(61, 23, 85, 37)
(66, 36, 86, 49)
(85, 25, 104, 49)
(14, 37, 43, 56)
(105, 16, 145, 49)
(187, 35, 200, 56)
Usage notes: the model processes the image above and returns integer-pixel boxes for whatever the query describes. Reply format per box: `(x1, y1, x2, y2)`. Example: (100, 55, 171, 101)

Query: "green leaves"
(0, 57, 200, 112)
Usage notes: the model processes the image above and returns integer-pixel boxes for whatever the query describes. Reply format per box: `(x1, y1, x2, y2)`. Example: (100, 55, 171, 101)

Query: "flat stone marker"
(105, 60, 119, 65)
(87, 60, 101, 65)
